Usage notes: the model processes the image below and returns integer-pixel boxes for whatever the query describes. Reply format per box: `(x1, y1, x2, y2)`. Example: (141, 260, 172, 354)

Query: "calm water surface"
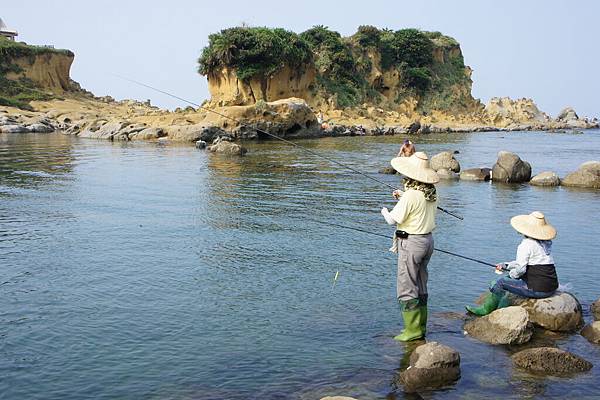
(1, 130, 600, 399)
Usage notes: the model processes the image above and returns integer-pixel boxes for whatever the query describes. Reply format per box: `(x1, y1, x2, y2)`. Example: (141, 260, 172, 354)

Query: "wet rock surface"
(530, 171, 560, 186)
(460, 167, 491, 181)
(207, 138, 247, 156)
(520, 292, 584, 332)
(436, 169, 460, 180)
(512, 347, 593, 375)
(562, 161, 600, 189)
(492, 151, 532, 183)
(398, 341, 461, 393)
(581, 321, 600, 344)
(464, 306, 533, 345)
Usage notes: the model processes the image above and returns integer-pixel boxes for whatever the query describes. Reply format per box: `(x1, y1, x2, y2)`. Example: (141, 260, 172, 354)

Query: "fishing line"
(112, 74, 463, 221)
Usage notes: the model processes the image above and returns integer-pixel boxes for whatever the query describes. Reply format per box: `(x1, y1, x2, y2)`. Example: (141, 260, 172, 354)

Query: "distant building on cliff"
(0, 17, 18, 41)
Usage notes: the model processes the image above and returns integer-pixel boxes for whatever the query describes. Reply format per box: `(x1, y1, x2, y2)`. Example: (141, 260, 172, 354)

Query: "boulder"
(464, 306, 533, 345)
(379, 166, 396, 175)
(530, 171, 560, 186)
(79, 121, 129, 140)
(407, 121, 421, 134)
(557, 107, 579, 122)
(592, 298, 600, 321)
(207, 140, 247, 156)
(436, 169, 459, 180)
(491, 151, 532, 183)
(27, 123, 54, 133)
(195, 140, 207, 149)
(430, 151, 460, 173)
(581, 321, 600, 344)
(512, 347, 592, 375)
(398, 342, 460, 393)
(562, 161, 600, 189)
(164, 124, 206, 142)
(520, 292, 583, 332)
(0, 124, 30, 133)
(460, 168, 491, 181)
(129, 127, 165, 140)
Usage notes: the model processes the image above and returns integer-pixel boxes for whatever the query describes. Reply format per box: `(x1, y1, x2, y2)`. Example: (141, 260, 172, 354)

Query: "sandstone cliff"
(5, 52, 74, 93)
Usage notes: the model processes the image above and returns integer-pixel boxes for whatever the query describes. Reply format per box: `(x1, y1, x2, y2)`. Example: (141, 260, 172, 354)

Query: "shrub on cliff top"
(0, 37, 73, 60)
(197, 27, 312, 82)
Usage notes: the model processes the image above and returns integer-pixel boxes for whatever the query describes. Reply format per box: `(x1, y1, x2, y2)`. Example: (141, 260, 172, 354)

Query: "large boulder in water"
(512, 347, 592, 375)
(436, 169, 459, 180)
(562, 161, 600, 189)
(398, 341, 460, 393)
(491, 151, 532, 183)
(591, 298, 600, 321)
(520, 292, 583, 332)
(464, 306, 533, 345)
(430, 151, 460, 173)
(530, 171, 560, 186)
(581, 321, 600, 344)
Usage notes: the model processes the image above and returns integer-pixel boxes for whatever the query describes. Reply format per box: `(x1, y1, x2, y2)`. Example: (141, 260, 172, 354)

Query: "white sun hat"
(390, 151, 439, 184)
(510, 211, 557, 241)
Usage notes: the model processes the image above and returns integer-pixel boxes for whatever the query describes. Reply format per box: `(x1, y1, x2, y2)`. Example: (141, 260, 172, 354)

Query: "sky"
(3, 0, 599, 117)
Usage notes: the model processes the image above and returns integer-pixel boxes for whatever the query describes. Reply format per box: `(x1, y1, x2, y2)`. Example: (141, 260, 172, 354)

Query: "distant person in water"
(398, 139, 416, 157)
(317, 111, 329, 130)
(466, 211, 559, 316)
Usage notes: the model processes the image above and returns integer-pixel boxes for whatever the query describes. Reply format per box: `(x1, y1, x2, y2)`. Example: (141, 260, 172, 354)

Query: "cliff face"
(200, 27, 482, 117)
(207, 64, 316, 106)
(5, 52, 74, 93)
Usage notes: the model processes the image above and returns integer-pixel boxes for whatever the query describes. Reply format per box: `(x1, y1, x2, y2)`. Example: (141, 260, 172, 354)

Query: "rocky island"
(0, 26, 598, 142)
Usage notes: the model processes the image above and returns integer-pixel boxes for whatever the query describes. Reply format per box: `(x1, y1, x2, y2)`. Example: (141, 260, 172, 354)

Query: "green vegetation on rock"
(197, 27, 312, 82)
(0, 37, 72, 110)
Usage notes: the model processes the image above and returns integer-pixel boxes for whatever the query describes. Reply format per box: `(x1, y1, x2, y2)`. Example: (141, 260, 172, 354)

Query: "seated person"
(466, 211, 559, 316)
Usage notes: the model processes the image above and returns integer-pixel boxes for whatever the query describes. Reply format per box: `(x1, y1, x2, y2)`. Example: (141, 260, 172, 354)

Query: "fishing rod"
(302, 216, 497, 268)
(112, 74, 464, 221)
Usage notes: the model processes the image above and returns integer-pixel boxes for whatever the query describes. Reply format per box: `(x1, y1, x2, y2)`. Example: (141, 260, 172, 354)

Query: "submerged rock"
(581, 321, 600, 344)
(320, 397, 358, 400)
(464, 306, 533, 345)
(530, 171, 560, 186)
(491, 151, 532, 183)
(562, 161, 600, 189)
(592, 298, 600, 321)
(430, 151, 461, 173)
(512, 347, 592, 375)
(0, 124, 30, 133)
(398, 341, 460, 393)
(207, 140, 247, 156)
(460, 167, 491, 181)
(379, 166, 397, 175)
(436, 169, 460, 180)
(520, 292, 583, 332)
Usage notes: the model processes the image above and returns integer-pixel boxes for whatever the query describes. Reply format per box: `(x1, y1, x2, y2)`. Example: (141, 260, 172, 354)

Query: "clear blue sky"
(3, 0, 598, 117)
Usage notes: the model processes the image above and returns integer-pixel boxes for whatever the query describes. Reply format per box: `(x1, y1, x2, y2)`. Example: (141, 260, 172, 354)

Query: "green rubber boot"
(395, 299, 425, 341)
(497, 293, 511, 309)
(466, 292, 500, 316)
(419, 299, 428, 335)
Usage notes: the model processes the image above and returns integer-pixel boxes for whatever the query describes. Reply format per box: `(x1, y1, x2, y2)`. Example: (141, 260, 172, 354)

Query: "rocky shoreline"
(1, 95, 598, 145)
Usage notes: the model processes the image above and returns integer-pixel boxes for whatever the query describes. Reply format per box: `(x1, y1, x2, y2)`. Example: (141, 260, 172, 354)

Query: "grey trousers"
(396, 233, 434, 303)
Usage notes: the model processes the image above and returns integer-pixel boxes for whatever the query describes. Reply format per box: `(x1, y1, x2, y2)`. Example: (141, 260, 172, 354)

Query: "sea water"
(1, 130, 599, 399)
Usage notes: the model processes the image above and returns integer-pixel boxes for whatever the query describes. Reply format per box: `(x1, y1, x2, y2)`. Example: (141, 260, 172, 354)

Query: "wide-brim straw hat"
(390, 152, 439, 184)
(510, 211, 557, 240)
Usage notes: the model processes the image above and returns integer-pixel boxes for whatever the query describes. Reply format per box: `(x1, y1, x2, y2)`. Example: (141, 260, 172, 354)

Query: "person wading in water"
(397, 139, 416, 157)
(466, 211, 559, 316)
(381, 152, 439, 341)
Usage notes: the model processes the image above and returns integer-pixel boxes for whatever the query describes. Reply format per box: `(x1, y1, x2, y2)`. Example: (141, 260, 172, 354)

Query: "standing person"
(398, 139, 416, 157)
(381, 152, 439, 341)
(466, 211, 559, 316)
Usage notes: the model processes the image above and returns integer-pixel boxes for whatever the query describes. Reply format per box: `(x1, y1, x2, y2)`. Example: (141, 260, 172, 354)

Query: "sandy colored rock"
(562, 161, 600, 189)
(129, 127, 165, 140)
(530, 171, 560, 186)
(460, 167, 491, 181)
(520, 292, 583, 332)
(430, 151, 460, 173)
(512, 347, 592, 375)
(464, 306, 533, 345)
(207, 140, 247, 156)
(484, 97, 551, 128)
(398, 341, 460, 393)
(592, 298, 600, 321)
(581, 321, 600, 344)
(491, 151, 531, 183)
(5, 53, 74, 93)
